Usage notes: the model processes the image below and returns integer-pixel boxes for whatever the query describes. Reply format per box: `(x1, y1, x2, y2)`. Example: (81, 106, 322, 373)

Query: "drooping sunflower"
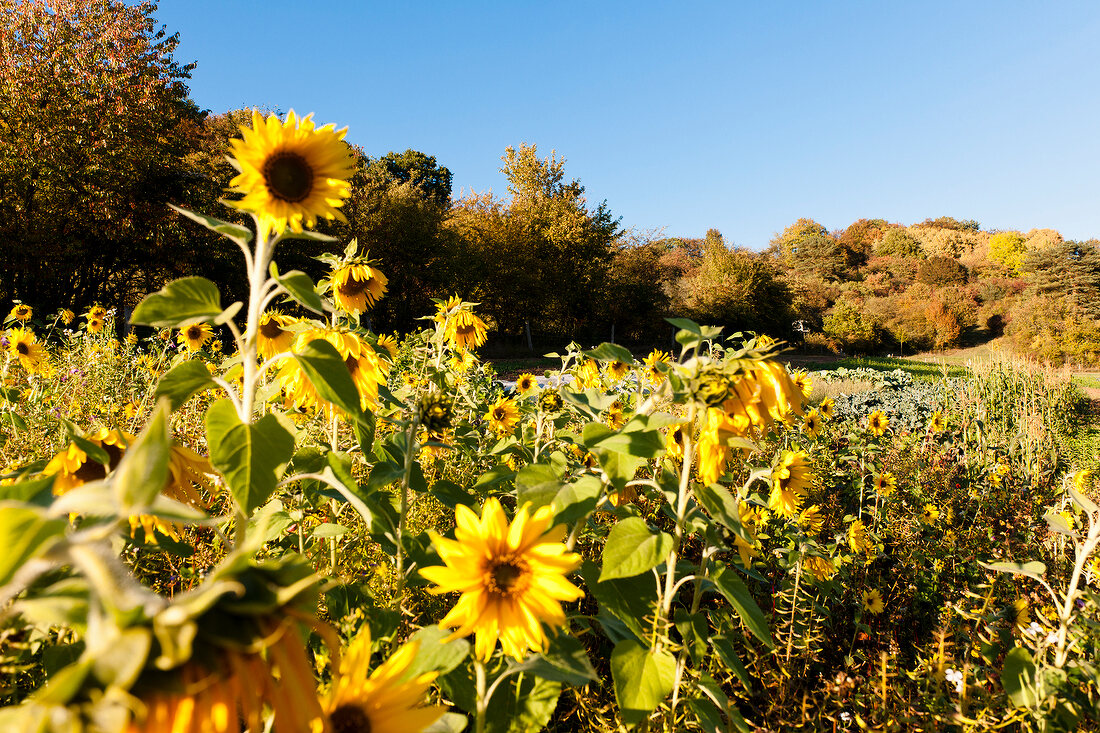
(606, 360, 630, 382)
(228, 109, 356, 240)
(873, 471, 897, 497)
(537, 388, 563, 413)
(256, 310, 296, 361)
(421, 498, 584, 661)
(178, 323, 214, 352)
(435, 296, 489, 352)
(804, 555, 836, 582)
(697, 406, 752, 486)
(1075, 470, 1093, 492)
(8, 304, 32, 321)
(515, 372, 538, 394)
(802, 408, 822, 438)
(7, 327, 49, 375)
(798, 504, 825, 535)
(484, 396, 520, 434)
(322, 627, 447, 733)
(60, 308, 75, 325)
(862, 589, 885, 615)
(643, 350, 670, 385)
(848, 519, 873, 555)
(867, 410, 889, 436)
(332, 261, 388, 314)
(768, 450, 812, 519)
(280, 327, 389, 413)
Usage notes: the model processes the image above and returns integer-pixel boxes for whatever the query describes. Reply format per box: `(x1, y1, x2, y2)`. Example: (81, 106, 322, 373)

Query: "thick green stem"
(474, 658, 488, 733)
(394, 416, 419, 610)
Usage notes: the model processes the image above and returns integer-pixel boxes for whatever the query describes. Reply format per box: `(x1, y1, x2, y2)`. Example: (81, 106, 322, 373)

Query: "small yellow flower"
(921, 503, 940, 525)
(929, 410, 945, 433)
(376, 334, 398, 359)
(7, 327, 49, 375)
(515, 373, 538, 394)
(802, 408, 821, 437)
(818, 397, 835, 419)
(873, 471, 897, 497)
(862, 589, 885, 614)
(867, 410, 889, 437)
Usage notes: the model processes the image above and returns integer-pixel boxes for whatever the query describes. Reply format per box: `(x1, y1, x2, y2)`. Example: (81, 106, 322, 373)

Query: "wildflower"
(802, 408, 821, 437)
(873, 471, 897, 497)
(125, 331, 138, 346)
(421, 498, 584, 660)
(86, 316, 105, 334)
(7, 327, 49, 375)
(450, 350, 476, 373)
(256, 310, 296, 361)
(606, 360, 630, 382)
(86, 305, 107, 319)
(60, 308, 75, 325)
(1009, 598, 1031, 631)
(861, 589, 885, 614)
(866, 410, 889, 436)
(920, 503, 940, 525)
(321, 627, 446, 733)
(515, 373, 538, 394)
(768, 451, 812, 519)
(929, 410, 945, 433)
(798, 504, 825, 535)
(790, 370, 813, 399)
(228, 109, 355, 241)
(484, 396, 520, 434)
(435, 296, 488, 352)
(804, 555, 836, 582)
(848, 519, 873, 555)
(755, 334, 777, 348)
(944, 667, 964, 693)
(178, 323, 214, 352)
(643, 350, 670, 385)
(124, 400, 141, 419)
(8, 304, 32, 321)
(376, 334, 398, 359)
(818, 397, 835, 419)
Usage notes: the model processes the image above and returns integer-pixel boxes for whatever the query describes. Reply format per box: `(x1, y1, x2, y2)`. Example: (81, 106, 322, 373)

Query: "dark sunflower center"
(187, 326, 202, 340)
(345, 355, 360, 378)
(16, 342, 29, 355)
(489, 560, 525, 596)
(263, 151, 313, 203)
(455, 323, 477, 337)
(259, 319, 285, 340)
(493, 408, 506, 420)
(330, 704, 372, 733)
(74, 458, 107, 484)
(338, 272, 372, 297)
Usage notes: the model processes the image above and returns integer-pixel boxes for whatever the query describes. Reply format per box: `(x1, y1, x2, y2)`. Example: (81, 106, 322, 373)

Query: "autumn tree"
(838, 218, 889, 267)
(0, 0, 203, 313)
(988, 231, 1026, 273)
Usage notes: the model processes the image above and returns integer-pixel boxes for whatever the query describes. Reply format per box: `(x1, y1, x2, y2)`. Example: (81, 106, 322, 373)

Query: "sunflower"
(436, 296, 488, 352)
(332, 262, 388, 314)
(755, 334, 777, 349)
(421, 498, 584, 661)
(8, 304, 32, 321)
(178, 323, 214, 352)
(322, 627, 446, 733)
(574, 358, 600, 389)
(730, 503, 761, 567)
(484, 396, 520, 434)
(515, 373, 538, 394)
(256, 310, 296, 361)
(450, 350, 476, 374)
(798, 504, 825, 535)
(819, 397, 835, 419)
(606, 360, 630, 382)
(862, 589, 885, 615)
(43, 428, 130, 495)
(873, 471, 897, 497)
(1075, 470, 1093, 492)
(7, 327, 49, 375)
(605, 399, 626, 430)
(790, 370, 813, 399)
(697, 407, 752, 485)
(867, 410, 889, 436)
(643, 350, 670, 385)
(86, 316, 105, 334)
(279, 327, 389, 413)
(929, 410, 945, 433)
(664, 422, 688, 462)
(228, 109, 355, 240)
(376, 334, 399, 359)
(1008, 598, 1031, 631)
(538, 388, 563, 413)
(60, 308, 75, 325)
(768, 451, 812, 519)
(920, 503, 940, 525)
(848, 519, 873, 555)
(804, 555, 836, 582)
(86, 305, 107, 319)
(802, 408, 821, 437)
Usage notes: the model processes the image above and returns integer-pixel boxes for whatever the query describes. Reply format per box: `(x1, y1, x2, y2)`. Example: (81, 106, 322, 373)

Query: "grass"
(793, 354, 968, 382)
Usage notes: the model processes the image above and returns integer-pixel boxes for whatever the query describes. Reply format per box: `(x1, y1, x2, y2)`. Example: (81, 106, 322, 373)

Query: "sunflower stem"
(474, 657, 488, 733)
(394, 414, 419, 611)
(659, 404, 696, 647)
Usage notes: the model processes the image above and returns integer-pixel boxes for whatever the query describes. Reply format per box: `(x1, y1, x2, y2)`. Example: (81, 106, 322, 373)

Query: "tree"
(874, 228, 923, 258)
(0, 0, 203, 314)
(916, 256, 968, 286)
(768, 218, 850, 281)
(988, 231, 1026, 273)
(838, 218, 889, 267)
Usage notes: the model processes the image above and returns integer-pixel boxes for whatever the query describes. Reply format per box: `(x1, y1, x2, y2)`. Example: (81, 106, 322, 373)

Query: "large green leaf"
(511, 632, 597, 686)
(1002, 646, 1039, 708)
(581, 561, 657, 641)
(582, 342, 634, 364)
(131, 277, 229, 328)
(0, 505, 66, 586)
(709, 564, 773, 648)
(205, 399, 295, 515)
(402, 625, 470, 681)
(515, 462, 564, 510)
(611, 639, 676, 727)
(269, 263, 325, 315)
(113, 400, 172, 509)
(292, 339, 362, 419)
(601, 516, 674, 581)
(553, 474, 603, 525)
(155, 360, 219, 411)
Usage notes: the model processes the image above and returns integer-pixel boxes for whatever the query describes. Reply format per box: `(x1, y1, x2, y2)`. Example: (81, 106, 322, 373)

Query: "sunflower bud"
(418, 391, 454, 433)
(538, 388, 563, 413)
(694, 370, 731, 407)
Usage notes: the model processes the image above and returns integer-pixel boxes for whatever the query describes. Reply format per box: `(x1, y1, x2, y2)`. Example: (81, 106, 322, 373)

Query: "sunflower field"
(2, 111, 1100, 733)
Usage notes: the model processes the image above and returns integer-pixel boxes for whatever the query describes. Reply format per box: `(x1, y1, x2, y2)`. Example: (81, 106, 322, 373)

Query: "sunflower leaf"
(291, 339, 362, 421)
(600, 517, 674, 581)
(709, 563, 774, 648)
(980, 560, 1047, 582)
(611, 639, 676, 727)
(155, 360, 219, 412)
(169, 204, 252, 244)
(512, 632, 597, 686)
(269, 263, 325, 315)
(515, 462, 565, 510)
(130, 277, 224, 329)
(403, 625, 470, 681)
(279, 229, 338, 243)
(0, 504, 67, 587)
(113, 399, 173, 510)
(582, 342, 634, 364)
(205, 399, 295, 515)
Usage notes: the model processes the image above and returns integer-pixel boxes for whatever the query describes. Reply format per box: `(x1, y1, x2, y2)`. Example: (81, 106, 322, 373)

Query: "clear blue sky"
(154, 1, 1100, 249)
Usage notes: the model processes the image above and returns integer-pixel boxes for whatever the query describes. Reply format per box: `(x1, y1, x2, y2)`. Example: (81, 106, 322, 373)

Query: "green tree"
(874, 228, 924, 258)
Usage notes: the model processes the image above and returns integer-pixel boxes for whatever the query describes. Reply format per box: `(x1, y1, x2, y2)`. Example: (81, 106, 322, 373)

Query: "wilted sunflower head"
(332, 262, 388, 315)
(59, 308, 75, 325)
(538, 388, 563, 413)
(419, 391, 454, 433)
(8, 304, 32, 321)
(228, 109, 356, 240)
(606, 360, 630, 382)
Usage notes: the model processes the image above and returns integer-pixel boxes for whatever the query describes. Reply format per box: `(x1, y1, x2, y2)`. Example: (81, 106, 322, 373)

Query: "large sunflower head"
(7, 327, 49, 375)
(178, 323, 213, 352)
(323, 627, 446, 733)
(256, 310, 296, 361)
(228, 109, 356, 240)
(434, 296, 488, 352)
(332, 261, 388, 315)
(867, 410, 889, 436)
(515, 372, 538, 394)
(421, 498, 584, 661)
(8, 304, 32, 322)
(485, 396, 520, 434)
(279, 327, 388, 413)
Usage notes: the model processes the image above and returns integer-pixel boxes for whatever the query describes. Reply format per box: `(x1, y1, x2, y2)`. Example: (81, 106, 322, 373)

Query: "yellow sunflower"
(322, 627, 446, 733)
(484, 396, 520, 434)
(60, 308, 75, 325)
(606, 360, 630, 382)
(790, 370, 813, 399)
(515, 372, 538, 394)
(178, 323, 213, 352)
(450, 349, 476, 374)
(8, 304, 32, 321)
(818, 397, 835, 419)
(643, 350, 670, 385)
(664, 422, 688, 462)
(574, 358, 600, 389)
(848, 519, 873, 555)
(435, 296, 488, 352)
(7, 327, 49, 375)
(421, 498, 584, 661)
(605, 399, 626, 430)
(867, 410, 889, 436)
(43, 428, 130, 495)
(768, 450, 812, 519)
(804, 555, 836, 582)
(1075, 470, 1093, 492)
(697, 406, 752, 485)
(874, 471, 897, 497)
(228, 109, 355, 240)
(279, 327, 389, 413)
(86, 316, 105, 334)
(920, 503, 940, 525)
(376, 334, 399, 359)
(332, 262, 389, 314)
(256, 310, 296, 361)
(798, 504, 825, 535)
(862, 589, 885, 615)
(929, 410, 945, 433)
(802, 408, 821, 437)
(86, 305, 107, 319)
